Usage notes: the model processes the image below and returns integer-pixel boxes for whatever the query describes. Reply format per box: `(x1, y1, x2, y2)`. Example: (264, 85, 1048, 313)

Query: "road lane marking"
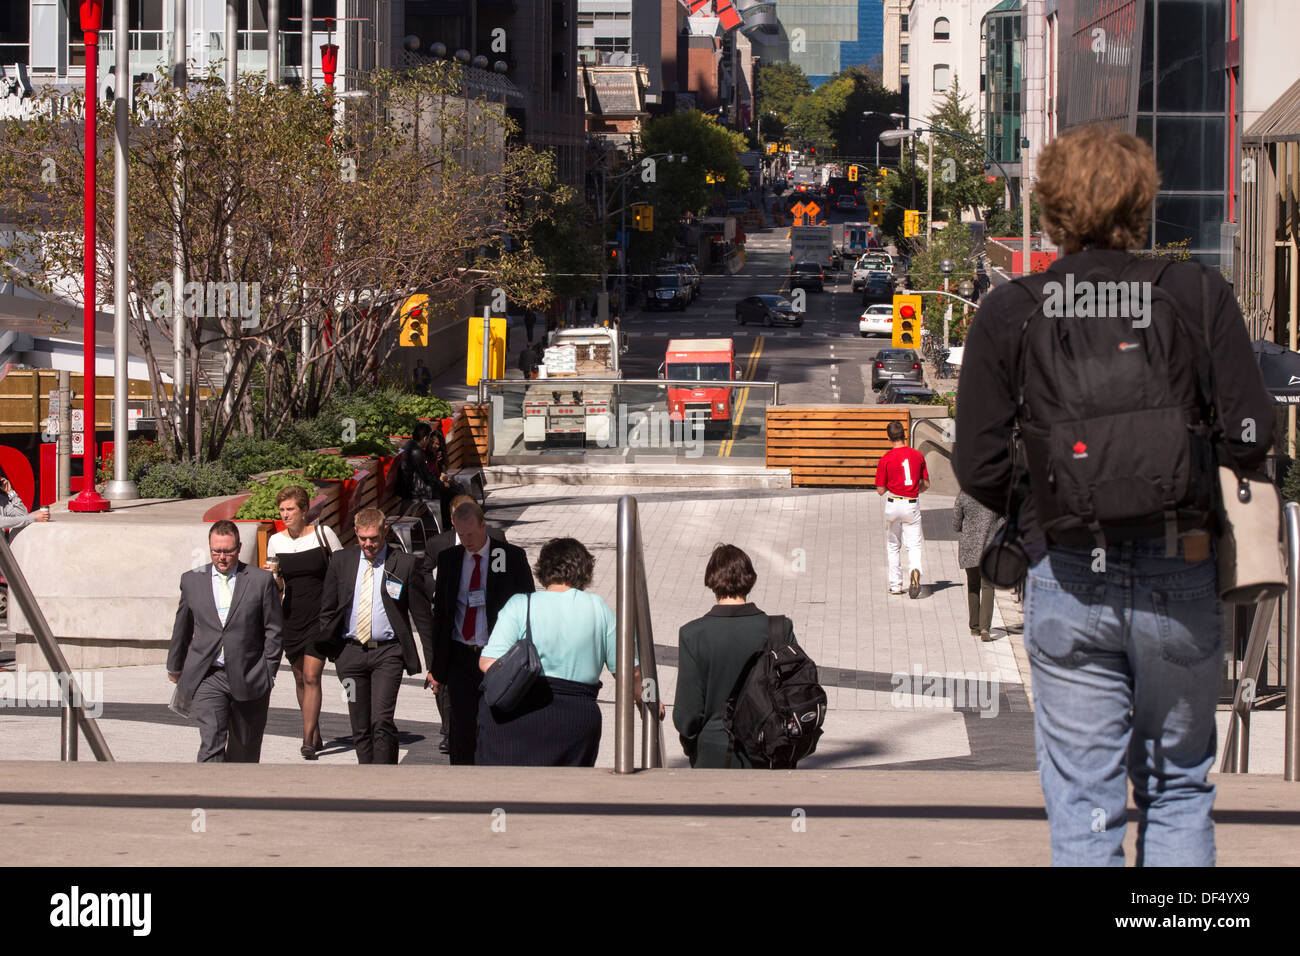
(720, 334, 764, 457)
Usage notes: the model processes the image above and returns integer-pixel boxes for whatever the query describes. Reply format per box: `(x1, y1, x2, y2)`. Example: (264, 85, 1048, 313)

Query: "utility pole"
(172, 0, 186, 454)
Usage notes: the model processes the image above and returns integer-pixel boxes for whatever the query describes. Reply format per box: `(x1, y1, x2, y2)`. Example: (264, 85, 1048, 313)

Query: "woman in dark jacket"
(953, 490, 1001, 641)
(673, 544, 797, 768)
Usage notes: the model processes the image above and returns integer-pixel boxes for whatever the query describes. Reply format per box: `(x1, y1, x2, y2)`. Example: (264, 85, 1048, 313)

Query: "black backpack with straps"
(723, 614, 826, 769)
(1013, 257, 1218, 552)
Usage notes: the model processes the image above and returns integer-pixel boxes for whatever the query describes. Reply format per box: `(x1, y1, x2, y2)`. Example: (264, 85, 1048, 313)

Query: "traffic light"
(878, 167, 888, 188)
(631, 203, 654, 231)
(399, 293, 429, 347)
(903, 209, 921, 237)
(892, 294, 922, 349)
(808, 146, 816, 156)
(869, 200, 885, 225)
(848, 165, 859, 182)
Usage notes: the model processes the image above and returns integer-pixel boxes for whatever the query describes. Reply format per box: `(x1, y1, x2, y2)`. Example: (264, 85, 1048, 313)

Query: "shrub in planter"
(138, 461, 243, 500)
(339, 435, 397, 458)
(301, 453, 355, 481)
(219, 435, 305, 482)
(97, 438, 174, 485)
(234, 472, 313, 520)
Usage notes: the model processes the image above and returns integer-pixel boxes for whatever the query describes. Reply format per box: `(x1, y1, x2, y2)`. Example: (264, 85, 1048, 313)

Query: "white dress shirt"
(455, 539, 492, 646)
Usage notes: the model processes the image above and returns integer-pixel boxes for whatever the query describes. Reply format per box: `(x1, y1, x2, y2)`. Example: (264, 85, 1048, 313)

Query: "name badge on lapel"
(468, 589, 486, 608)
(385, 574, 403, 600)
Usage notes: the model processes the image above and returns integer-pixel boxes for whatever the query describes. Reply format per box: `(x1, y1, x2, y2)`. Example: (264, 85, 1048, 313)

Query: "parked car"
(871, 348, 924, 390)
(878, 384, 937, 405)
(859, 304, 893, 337)
(646, 273, 690, 311)
(788, 260, 825, 293)
(674, 263, 702, 301)
(736, 294, 802, 327)
(861, 271, 895, 304)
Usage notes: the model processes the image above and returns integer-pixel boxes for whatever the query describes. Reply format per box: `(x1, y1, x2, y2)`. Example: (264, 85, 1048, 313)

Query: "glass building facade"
(758, 0, 883, 86)
(984, 0, 1022, 166)
(1059, 0, 1228, 263)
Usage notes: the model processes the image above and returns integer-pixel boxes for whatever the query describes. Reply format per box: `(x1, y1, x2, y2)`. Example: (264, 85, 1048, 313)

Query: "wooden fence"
(445, 403, 489, 470)
(766, 405, 909, 487)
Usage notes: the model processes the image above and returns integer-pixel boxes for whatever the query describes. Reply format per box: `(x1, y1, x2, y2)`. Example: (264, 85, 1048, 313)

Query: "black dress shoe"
(301, 745, 319, 760)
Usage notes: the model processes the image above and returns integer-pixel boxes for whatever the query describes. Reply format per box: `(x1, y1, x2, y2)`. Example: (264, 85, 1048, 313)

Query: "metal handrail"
(615, 495, 665, 773)
(1220, 596, 1278, 773)
(0, 533, 114, 761)
(480, 378, 781, 405)
(1286, 502, 1300, 780)
(1223, 501, 1300, 779)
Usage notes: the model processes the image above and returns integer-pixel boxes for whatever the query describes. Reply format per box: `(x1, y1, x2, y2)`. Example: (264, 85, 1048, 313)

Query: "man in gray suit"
(168, 519, 284, 762)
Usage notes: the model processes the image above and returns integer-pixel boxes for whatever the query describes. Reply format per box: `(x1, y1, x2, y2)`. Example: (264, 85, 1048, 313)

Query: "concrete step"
(2, 762, 1296, 865)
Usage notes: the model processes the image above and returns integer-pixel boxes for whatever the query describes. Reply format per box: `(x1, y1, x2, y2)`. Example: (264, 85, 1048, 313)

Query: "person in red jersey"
(875, 420, 929, 598)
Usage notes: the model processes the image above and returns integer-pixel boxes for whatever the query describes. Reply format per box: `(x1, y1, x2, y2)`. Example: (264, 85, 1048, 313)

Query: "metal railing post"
(0, 535, 113, 761)
(614, 496, 637, 773)
(1221, 597, 1276, 773)
(1286, 502, 1300, 781)
(633, 519, 663, 768)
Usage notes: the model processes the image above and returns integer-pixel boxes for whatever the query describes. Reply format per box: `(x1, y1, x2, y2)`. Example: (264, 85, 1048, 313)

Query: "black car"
(871, 348, 924, 390)
(878, 384, 937, 405)
(788, 261, 825, 293)
(646, 273, 690, 311)
(735, 294, 802, 327)
(861, 271, 894, 305)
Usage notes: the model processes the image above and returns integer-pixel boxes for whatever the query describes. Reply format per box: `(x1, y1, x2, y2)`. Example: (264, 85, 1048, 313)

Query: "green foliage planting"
(234, 473, 313, 520)
(137, 461, 243, 500)
(301, 454, 356, 481)
(340, 436, 398, 458)
(217, 436, 304, 482)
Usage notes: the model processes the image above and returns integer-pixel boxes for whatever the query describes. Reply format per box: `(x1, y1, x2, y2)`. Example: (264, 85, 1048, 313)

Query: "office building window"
(934, 64, 950, 91)
(901, 44, 908, 64)
(901, 14, 909, 33)
(934, 17, 950, 41)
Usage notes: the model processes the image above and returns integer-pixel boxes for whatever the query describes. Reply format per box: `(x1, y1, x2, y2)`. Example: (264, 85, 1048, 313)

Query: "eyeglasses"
(210, 548, 239, 556)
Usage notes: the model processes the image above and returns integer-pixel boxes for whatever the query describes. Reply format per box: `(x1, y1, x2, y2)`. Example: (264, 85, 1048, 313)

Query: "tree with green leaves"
(755, 62, 812, 127)
(903, 221, 977, 344)
(921, 78, 1006, 224)
(638, 110, 749, 224)
(0, 63, 563, 460)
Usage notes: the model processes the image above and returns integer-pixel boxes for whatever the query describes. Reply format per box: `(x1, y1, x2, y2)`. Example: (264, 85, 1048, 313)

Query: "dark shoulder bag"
(481, 592, 543, 711)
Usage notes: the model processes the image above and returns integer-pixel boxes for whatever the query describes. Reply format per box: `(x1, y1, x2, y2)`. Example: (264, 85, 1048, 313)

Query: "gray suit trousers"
(193, 668, 272, 763)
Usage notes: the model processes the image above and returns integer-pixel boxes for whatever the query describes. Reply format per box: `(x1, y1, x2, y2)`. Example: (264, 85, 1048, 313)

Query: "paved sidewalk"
(2, 485, 1030, 770)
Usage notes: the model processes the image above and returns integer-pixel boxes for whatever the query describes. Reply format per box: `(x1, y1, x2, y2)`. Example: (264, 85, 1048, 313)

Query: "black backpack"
(723, 615, 827, 769)
(1014, 258, 1217, 552)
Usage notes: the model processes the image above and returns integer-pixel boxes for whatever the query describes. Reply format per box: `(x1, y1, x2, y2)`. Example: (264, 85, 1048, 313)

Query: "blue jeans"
(1024, 538, 1223, 866)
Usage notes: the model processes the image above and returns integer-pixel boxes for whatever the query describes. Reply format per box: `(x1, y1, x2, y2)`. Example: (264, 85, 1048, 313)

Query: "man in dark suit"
(426, 498, 534, 764)
(168, 520, 283, 763)
(319, 507, 435, 764)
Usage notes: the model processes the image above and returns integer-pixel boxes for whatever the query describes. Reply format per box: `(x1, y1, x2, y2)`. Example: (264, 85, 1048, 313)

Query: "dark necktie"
(461, 554, 481, 641)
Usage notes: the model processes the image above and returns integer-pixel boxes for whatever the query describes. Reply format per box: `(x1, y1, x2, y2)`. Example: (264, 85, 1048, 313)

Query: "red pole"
(71, 0, 110, 512)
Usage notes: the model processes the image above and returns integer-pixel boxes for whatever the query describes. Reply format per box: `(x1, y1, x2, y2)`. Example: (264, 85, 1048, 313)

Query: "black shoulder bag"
(481, 592, 544, 711)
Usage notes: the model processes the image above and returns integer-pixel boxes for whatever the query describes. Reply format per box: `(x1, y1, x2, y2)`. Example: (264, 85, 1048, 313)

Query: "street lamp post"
(104, 0, 136, 500)
(941, 258, 954, 350)
(70, 1, 110, 513)
(606, 152, 685, 319)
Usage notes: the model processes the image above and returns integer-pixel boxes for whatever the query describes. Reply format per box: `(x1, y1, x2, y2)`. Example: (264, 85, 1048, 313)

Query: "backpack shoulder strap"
(767, 613, 788, 647)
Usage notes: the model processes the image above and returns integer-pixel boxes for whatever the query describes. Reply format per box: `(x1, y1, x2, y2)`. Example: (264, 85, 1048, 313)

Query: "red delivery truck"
(660, 338, 737, 438)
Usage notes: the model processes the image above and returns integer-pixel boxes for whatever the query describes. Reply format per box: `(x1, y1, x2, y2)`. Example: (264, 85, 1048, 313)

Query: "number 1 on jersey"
(901, 458, 912, 487)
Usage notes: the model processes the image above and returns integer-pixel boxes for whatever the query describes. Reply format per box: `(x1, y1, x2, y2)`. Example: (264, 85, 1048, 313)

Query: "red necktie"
(461, 554, 481, 641)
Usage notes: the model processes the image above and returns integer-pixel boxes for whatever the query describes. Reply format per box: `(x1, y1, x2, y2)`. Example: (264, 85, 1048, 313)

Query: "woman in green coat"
(673, 544, 797, 768)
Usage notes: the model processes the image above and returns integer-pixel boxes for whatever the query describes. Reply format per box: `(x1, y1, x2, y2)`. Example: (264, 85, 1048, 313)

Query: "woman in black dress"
(266, 485, 342, 759)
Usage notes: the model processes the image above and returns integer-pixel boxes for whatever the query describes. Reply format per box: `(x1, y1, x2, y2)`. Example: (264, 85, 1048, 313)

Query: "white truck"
(522, 326, 621, 448)
(790, 224, 836, 272)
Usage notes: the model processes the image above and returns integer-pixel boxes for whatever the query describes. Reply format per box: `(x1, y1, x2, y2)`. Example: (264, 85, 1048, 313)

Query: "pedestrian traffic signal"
(848, 165, 859, 182)
(869, 200, 885, 225)
(892, 293, 922, 349)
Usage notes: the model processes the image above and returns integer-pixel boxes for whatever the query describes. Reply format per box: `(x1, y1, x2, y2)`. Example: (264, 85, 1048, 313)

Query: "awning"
(1252, 338, 1300, 403)
(1244, 76, 1300, 145)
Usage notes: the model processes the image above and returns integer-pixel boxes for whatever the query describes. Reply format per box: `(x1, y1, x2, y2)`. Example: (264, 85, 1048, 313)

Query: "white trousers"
(883, 496, 924, 588)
